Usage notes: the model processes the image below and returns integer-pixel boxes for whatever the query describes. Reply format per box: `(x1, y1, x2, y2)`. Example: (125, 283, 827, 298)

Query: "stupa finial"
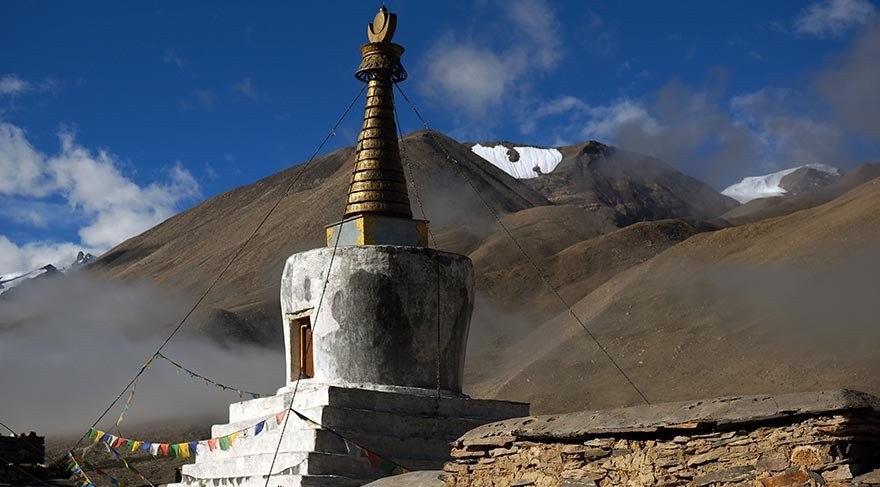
(367, 6, 396, 43)
(344, 7, 411, 219)
(326, 7, 427, 247)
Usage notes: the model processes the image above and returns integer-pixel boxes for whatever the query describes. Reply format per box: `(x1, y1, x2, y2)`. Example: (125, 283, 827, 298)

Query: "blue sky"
(2, 0, 879, 273)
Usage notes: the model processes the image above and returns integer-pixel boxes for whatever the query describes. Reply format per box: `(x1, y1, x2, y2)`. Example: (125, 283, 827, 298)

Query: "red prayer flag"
(158, 443, 170, 456)
(362, 448, 382, 469)
(112, 437, 126, 448)
(207, 438, 219, 452)
(275, 410, 286, 425)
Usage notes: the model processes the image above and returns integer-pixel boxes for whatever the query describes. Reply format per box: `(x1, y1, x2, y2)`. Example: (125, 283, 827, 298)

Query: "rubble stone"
(444, 390, 880, 487)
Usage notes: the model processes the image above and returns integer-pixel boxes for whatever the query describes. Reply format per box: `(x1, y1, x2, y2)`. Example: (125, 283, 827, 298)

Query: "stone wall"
(443, 390, 880, 487)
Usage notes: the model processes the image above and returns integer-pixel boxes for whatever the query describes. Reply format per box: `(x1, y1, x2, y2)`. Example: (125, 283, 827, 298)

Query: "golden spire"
(344, 6, 413, 219)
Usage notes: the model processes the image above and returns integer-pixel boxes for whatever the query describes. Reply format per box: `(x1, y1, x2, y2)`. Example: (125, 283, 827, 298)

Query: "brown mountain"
(89, 131, 735, 348)
(778, 165, 840, 195)
(481, 177, 880, 414)
(524, 141, 740, 226)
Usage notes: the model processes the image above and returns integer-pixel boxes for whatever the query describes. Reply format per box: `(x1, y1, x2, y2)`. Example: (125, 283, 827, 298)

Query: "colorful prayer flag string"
(65, 451, 96, 487)
(81, 460, 125, 487)
(290, 409, 410, 477)
(155, 352, 265, 399)
(105, 443, 156, 487)
(82, 394, 409, 480)
(115, 377, 140, 428)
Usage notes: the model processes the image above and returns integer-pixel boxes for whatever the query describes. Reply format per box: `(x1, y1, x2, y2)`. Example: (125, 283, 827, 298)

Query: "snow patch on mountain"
(471, 144, 563, 179)
(721, 164, 840, 203)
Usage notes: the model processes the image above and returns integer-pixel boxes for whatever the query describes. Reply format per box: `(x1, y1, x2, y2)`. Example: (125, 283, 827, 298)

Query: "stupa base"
(167, 382, 528, 487)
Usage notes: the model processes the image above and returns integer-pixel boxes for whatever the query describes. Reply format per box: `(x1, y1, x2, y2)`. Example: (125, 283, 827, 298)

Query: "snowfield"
(471, 144, 563, 179)
(721, 164, 840, 204)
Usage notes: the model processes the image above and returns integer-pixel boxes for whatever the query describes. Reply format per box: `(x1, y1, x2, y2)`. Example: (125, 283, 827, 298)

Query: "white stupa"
(168, 8, 529, 487)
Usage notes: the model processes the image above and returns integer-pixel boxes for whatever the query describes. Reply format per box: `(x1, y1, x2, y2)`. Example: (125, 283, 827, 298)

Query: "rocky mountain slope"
(520, 141, 739, 226)
(481, 177, 880, 413)
(84, 133, 880, 419)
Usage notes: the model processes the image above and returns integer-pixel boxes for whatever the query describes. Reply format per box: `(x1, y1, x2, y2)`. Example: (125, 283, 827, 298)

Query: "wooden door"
(299, 322, 314, 379)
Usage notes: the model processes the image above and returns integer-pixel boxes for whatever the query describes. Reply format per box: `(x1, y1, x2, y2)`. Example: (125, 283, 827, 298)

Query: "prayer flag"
(189, 441, 199, 457)
(275, 410, 286, 425)
(292, 410, 320, 427)
(113, 436, 126, 449)
(158, 443, 170, 456)
(363, 448, 382, 469)
(218, 436, 230, 451)
(255, 420, 265, 436)
(207, 438, 218, 452)
(99, 433, 112, 445)
(169, 444, 180, 457)
(149, 443, 159, 456)
(140, 442, 152, 453)
(178, 442, 190, 458)
(131, 441, 143, 452)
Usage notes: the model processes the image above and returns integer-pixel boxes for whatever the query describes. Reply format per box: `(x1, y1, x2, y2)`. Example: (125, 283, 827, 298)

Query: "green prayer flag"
(380, 458, 397, 475)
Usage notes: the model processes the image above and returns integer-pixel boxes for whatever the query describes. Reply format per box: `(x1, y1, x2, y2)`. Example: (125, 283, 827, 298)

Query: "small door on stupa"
(289, 315, 314, 380)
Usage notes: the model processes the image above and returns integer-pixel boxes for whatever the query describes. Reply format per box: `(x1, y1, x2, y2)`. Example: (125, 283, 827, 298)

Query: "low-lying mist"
(0, 272, 284, 439)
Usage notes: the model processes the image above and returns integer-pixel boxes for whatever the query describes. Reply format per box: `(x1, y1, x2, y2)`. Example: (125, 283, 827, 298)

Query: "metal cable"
(394, 107, 444, 400)
(394, 84, 650, 405)
(262, 121, 363, 485)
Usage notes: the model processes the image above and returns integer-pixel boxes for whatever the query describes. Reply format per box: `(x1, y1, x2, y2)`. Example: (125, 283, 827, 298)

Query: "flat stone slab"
(362, 471, 448, 487)
(458, 389, 880, 444)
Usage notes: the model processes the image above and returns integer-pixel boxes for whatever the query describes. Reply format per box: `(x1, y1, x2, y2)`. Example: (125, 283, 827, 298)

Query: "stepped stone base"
(167, 382, 528, 487)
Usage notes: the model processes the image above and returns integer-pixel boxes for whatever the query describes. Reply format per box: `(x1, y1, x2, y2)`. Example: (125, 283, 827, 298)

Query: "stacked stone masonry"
(444, 390, 880, 487)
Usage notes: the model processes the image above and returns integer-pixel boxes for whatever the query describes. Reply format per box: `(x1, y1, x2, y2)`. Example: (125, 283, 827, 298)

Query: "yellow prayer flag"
(178, 442, 190, 458)
(130, 441, 142, 452)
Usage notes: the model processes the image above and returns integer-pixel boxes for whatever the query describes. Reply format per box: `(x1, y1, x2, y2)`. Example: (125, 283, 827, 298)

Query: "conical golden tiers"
(344, 78, 412, 218)
(343, 7, 413, 219)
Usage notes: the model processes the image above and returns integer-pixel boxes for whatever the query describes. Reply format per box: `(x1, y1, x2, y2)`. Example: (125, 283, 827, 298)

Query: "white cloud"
(420, 0, 562, 119)
(196, 89, 216, 108)
(0, 122, 200, 273)
(0, 74, 30, 96)
(234, 78, 257, 99)
(422, 43, 512, 118)
(526, 81, 844, 186)
(580, 99, 660, 141)
(0, 123, 52, 196)
(0, 236, 91, 276)
(795, 0, 877, 37)
(816, 20, 880, 138)
(730, 88, 843, 168)
(163, 48, 190, 69)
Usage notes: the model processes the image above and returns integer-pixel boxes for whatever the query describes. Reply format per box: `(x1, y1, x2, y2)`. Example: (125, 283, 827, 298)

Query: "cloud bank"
(419, 0, 562, 121)
(0, 122, 200, 274)
(795, 0, 876, 37)
(0, 272, 284, 437)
